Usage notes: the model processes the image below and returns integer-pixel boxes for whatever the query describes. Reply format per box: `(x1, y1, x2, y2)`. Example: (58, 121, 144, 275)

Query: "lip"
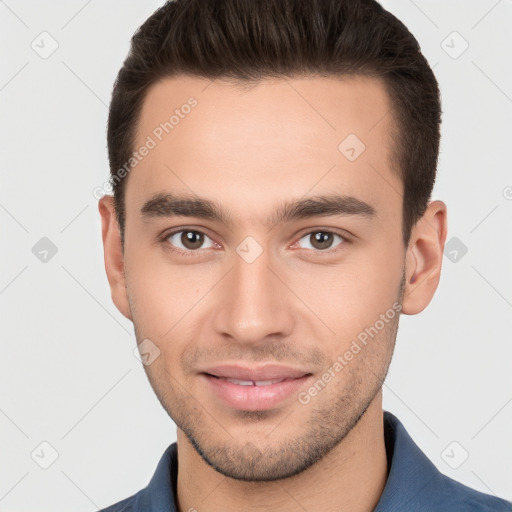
(198, 363, 310, 381)
(198, 364, 313, 411)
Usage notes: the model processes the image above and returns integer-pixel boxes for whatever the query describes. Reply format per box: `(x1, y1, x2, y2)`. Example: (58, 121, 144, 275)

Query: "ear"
(402, 200, 448, 315)
(98, 195, 132, 321)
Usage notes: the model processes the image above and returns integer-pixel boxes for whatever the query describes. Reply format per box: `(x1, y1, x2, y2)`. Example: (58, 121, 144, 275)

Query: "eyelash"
(159, 227, 350, 258)
(159, 228, 218, 258)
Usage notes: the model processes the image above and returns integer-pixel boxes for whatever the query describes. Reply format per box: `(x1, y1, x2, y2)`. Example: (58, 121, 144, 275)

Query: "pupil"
(312, 232, 332, 250)
(182, 231, 204, 249)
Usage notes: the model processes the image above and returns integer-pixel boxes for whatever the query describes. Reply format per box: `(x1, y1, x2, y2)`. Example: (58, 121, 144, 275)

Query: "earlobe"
(98, 196, 132, 321)
(401, 200, 448, 315)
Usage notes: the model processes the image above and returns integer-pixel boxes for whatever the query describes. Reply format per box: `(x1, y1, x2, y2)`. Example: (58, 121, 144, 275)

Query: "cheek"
(290, 245, 403, 344)
(125, 248, 180, 332)
(125, 246, 218, 338)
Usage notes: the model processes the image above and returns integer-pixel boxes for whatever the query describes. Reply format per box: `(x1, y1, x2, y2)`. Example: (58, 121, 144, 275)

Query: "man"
(97, 0, 511, 510)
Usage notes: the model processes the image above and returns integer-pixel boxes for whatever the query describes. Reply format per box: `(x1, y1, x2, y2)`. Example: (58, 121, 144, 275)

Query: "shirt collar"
(132, 441, 178, 511)
(373, 411, 440, 510)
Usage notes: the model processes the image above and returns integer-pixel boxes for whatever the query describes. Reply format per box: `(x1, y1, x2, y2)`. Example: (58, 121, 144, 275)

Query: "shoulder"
(427, 471, 512, 511)
(96, 493, 138, 512)
(381, 412, 511, 511)
(93, 442, 178, 512)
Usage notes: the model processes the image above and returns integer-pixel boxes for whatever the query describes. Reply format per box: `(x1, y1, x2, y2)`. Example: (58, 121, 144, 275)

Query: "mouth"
(204, 374, 301, 386)
(200, 371, 313, 411)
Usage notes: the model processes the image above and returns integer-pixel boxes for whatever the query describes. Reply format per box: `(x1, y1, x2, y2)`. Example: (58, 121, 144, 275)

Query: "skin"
(99, 75, 447, 512)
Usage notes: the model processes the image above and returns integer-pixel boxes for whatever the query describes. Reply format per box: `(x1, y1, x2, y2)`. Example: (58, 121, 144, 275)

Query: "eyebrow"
(140, 192, 376, 227)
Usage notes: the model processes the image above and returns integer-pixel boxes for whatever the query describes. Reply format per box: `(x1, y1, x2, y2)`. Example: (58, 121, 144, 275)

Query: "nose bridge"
(213, 243, 294, 343)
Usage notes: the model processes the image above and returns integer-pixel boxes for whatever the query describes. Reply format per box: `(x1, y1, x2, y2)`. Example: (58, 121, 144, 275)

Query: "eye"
(296, 231, 345, 251)
(165, 230, 216, 251)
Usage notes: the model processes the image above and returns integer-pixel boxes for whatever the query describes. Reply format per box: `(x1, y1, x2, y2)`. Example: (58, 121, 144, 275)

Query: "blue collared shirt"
(98, 411, 511, 511)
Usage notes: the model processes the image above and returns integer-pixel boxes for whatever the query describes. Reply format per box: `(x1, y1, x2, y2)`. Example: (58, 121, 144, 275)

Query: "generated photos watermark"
(93, 96, 198, 199)
(298, 301, 402, 405)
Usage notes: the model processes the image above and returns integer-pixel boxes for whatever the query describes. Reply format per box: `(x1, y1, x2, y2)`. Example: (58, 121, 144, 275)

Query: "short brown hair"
(107, 0, 441, 246)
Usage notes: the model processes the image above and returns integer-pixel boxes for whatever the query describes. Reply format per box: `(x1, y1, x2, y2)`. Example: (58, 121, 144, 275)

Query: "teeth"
(226, 378, 254, 386)
(224, 377, 286, 386)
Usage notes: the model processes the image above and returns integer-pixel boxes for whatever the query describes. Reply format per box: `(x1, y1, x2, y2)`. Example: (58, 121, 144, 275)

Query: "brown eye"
(166, 230, 214, 251)
(297, 231, 344, 251)
(181, 231, 204, 249)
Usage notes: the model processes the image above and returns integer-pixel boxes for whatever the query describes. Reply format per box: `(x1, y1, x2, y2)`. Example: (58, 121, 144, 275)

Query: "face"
(103, 74, 414, 481)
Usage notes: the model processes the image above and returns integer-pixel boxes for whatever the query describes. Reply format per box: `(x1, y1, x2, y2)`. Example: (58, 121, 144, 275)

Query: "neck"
(176, 392, 388, 512)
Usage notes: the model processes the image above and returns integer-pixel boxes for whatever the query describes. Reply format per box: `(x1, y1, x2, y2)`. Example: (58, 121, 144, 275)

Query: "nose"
(212, 246, 295, 346)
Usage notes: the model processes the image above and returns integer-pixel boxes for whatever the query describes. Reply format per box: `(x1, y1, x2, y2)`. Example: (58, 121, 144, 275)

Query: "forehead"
(126, 74, 401, 220)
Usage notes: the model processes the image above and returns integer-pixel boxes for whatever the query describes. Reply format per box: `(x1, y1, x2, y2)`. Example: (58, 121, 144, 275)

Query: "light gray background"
(1, 1, 511, 510)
